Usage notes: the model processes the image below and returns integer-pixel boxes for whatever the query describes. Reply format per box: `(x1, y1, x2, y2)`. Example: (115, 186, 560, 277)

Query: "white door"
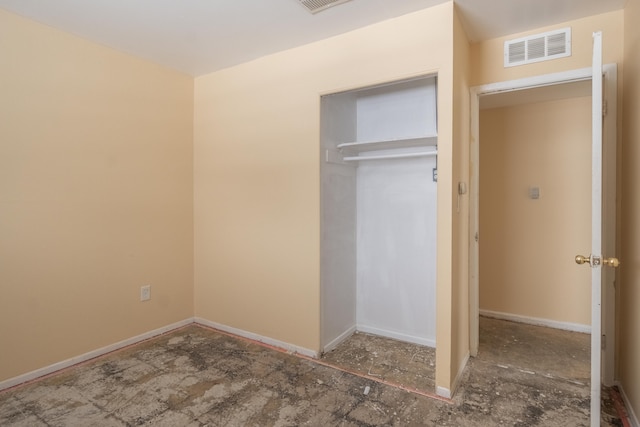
(574, 31, 620, 427)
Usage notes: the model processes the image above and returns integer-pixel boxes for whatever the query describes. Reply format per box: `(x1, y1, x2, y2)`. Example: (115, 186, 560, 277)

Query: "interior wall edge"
(356, 325, 436, 348)
(322, 325, 357, 353)
(450, 352, 470, 397)
(0, 318, 195, 392)
(436, 351, 469, 399)
(479, 310, 591, 334)
(615, 381, 640, 427)
(194, 317, 319, 358)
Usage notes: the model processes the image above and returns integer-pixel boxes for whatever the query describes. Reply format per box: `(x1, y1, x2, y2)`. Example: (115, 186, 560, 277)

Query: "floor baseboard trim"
(436, 352, 470, 399)
(194, 317, 318, 359)
(436, 386, 452, 399)
(0, 318, 195, 392)
(480, 309, 591, 334)
(322, 325, 357, 353)
(356, 325, 436, 348)
(615, 381, 640, 427)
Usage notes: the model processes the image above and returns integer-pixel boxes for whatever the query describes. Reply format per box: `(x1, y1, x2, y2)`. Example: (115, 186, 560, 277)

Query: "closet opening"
(476, 79, 593, 391)
(320, 74, 438, 393)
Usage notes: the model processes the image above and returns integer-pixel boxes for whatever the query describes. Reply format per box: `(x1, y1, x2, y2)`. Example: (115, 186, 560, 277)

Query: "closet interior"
(320, 75, 438, 353)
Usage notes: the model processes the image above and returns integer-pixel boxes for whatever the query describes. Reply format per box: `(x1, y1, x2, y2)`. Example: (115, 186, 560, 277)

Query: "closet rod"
(343, 151, 437, 162)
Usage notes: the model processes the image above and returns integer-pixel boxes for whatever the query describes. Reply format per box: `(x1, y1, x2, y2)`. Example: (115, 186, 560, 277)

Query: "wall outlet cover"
(140, 285, 151, 301)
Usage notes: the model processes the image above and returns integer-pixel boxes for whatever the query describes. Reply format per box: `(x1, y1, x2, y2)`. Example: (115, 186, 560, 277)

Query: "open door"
(574, 31, 620, 427)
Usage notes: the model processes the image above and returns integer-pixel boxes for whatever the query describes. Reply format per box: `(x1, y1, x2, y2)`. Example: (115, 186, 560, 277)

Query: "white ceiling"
(0, 0, 626, 76)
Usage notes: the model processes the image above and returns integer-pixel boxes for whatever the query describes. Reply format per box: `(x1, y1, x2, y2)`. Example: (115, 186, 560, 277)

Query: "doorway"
(469, 64, 617, 424)
(478, 82, 592, 333)
(476, 80, 594, 401)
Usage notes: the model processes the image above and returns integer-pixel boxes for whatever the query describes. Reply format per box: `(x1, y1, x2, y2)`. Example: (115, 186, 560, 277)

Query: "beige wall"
(0, 10, 194, 382)
(470, 11, 624, 87)
(621, 0, 640, 418)
(194, 3, 461, 393)
(479, 97, 592, 325)
(448, 5, 471, 389)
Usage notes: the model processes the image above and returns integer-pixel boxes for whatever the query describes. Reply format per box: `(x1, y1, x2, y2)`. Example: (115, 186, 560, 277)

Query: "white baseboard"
(437, 352, 470, 399)
(194, 317, 318, 358)
(0, 318, 195, 392)
(436, 386, 452, 399)
(356, 324, 436, 348)
(480, 309, 591, 334)
(322, 325, 357, 353)
(616, 381, 640, 427)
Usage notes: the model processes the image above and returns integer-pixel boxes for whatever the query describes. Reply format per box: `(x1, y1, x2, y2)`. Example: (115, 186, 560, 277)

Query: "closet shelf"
(343, 150, 438, 162)
(337, 135, 437, 155)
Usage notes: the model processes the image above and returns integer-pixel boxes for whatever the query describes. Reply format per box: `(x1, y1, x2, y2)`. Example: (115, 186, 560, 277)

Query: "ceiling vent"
(504, 28, 571, 68)
(297, 0, 353, 14)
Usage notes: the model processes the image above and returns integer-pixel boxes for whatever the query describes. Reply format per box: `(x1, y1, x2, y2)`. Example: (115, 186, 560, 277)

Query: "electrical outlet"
(140, 285, 151, 301)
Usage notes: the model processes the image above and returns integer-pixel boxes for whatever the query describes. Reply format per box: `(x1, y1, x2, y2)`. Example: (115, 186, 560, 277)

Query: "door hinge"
(602, 334, 606, 350)
(603, 101, 608, 117)
(475, 232, 479, 243)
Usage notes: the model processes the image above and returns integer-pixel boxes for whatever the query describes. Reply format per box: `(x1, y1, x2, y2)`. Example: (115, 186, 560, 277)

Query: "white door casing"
(590, 30, 603, 427)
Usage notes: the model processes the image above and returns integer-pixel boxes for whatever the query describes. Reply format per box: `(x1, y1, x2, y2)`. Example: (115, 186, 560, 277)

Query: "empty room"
(1, 0, 639, 426)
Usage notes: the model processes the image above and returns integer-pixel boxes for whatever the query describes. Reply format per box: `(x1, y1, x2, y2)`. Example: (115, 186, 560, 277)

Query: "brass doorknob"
(604, 257, 620, 268)
(575, 255, 591, 265)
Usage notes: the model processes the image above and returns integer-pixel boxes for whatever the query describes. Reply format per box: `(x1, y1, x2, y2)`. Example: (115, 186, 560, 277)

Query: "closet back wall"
(355, 80, 437, 346)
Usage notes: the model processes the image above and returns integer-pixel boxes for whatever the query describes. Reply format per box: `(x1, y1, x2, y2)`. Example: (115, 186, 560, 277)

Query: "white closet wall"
(356, 155, 437, 346)
(321, 76, 437, 351)
(320, 94, 358, 350)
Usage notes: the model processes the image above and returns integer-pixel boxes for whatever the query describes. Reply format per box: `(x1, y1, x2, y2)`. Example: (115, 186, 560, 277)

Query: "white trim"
(473, 66, 592, 97)
(435, 351, 469, 399)
(436, 386, 452, 399)
(356, 325, 436, 348)
(480, 310, 591, 334)
(194, 317, 318, 358)
(322, 325, 357, 353)
(590, 32, 603, 427)
(0, 318, 195, 392)
(616, 381, 640, 427)
(601, 63, 618, 387)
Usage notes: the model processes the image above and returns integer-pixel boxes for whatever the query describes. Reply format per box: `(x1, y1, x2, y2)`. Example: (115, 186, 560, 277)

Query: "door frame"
(468, 64, 617, 383)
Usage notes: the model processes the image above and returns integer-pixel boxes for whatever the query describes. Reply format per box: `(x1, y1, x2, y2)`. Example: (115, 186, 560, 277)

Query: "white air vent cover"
(504, 28, 571, 67)
(297, 0, 353, 14)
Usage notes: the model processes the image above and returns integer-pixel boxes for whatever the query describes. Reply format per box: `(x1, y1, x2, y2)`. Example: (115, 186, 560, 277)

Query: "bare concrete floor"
(0, 318, 623, 426)
(321, 331, 436, 393)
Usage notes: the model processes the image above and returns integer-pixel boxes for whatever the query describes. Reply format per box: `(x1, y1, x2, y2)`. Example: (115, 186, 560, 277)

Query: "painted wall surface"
(470, 11, 624, 87)
(0, 9, 194, 382)
(356, 155, 437, 346)
(450, 6, 471, 389)
(355, 81, 437, 347)
(194, 3, 458, 391)
(621, 0, 640, 419)
(479, 97, 592, 326)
